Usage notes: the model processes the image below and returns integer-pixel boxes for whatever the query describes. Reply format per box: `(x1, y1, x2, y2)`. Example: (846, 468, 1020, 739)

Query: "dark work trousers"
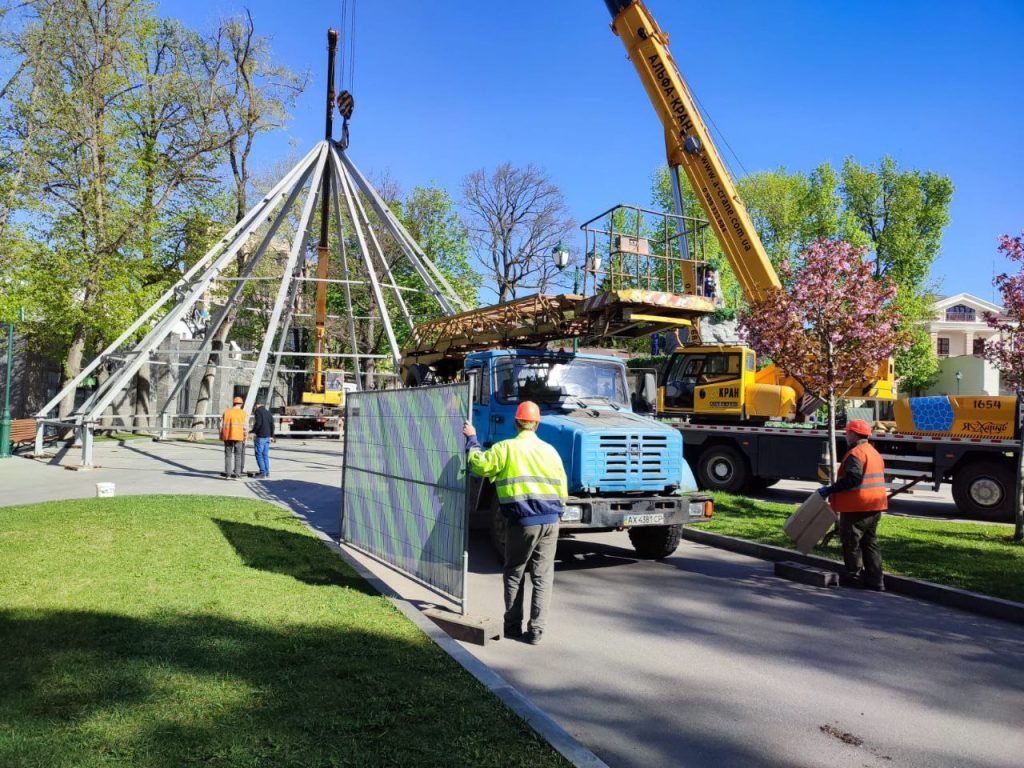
(839, 511, 883, 587)
(224, 440, 245, 477)
(504, 522, 559, 633)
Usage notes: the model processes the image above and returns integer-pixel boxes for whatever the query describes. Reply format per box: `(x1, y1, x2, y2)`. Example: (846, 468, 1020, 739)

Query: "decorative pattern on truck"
(895, 395, 1016, 439)
(908, 397, 956, 432)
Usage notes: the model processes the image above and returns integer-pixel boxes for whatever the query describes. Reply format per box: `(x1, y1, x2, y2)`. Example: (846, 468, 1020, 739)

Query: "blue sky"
(157, 0, 1024, 303)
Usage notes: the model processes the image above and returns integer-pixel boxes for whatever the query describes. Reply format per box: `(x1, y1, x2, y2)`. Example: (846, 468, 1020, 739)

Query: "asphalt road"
(454, 530, 1024, 768)
(4, 441, 1022, 767)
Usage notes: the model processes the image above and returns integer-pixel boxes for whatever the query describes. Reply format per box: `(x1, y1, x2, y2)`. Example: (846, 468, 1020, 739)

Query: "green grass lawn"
(707, 492, 1024, 603)
(0, 496, 569, 768)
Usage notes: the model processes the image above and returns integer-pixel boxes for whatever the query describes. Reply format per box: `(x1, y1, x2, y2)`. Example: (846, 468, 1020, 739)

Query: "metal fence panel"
(340, 383, 469, 603)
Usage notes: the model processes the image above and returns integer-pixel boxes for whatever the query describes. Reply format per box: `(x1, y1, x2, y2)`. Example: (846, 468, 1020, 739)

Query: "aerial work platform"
(401, 289, 715, 376)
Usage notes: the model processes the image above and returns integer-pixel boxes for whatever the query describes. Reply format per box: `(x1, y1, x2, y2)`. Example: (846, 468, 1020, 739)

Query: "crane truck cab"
(465, 348, 712, 560)
(658, 345, 799, 422)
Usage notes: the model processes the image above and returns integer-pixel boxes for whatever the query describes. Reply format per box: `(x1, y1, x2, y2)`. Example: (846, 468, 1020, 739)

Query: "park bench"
(9, 418, 37, 451)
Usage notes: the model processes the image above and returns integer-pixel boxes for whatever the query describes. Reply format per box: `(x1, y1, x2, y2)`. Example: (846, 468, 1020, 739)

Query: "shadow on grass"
(213, 518, 375, 594)
(0, 608, 557, 768)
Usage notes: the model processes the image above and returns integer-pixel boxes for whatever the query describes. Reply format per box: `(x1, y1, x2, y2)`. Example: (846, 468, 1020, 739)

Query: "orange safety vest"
(831, 441, 887, 513)
(221, 406, 247, 442)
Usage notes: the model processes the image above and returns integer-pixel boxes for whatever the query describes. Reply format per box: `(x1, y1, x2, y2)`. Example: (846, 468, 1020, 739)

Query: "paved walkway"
(0, 438, 343, 535)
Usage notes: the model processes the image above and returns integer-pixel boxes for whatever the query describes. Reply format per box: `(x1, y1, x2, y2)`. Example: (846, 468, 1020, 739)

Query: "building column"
(964, 330, 975, 356)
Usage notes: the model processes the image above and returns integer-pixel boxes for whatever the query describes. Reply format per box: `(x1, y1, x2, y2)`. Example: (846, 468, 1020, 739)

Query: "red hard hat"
(845, 419, 871, 437)
(514, 401, 541, 422)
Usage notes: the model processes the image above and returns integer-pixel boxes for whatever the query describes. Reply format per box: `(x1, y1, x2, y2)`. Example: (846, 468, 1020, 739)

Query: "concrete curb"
(301, 525, 609, 768)
(682, 527, 1024, 627)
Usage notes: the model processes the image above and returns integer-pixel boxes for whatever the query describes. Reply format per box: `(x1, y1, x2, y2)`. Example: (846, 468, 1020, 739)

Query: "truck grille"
(598, 434, 668, 484)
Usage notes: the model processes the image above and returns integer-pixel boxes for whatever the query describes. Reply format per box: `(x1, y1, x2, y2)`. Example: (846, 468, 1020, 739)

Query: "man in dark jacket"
(818, 419, 887, 591)
(252, 399, 275, 479)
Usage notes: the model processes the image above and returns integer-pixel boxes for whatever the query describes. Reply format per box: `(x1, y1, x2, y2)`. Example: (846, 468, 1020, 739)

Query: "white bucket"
(95, 482, 116, 498)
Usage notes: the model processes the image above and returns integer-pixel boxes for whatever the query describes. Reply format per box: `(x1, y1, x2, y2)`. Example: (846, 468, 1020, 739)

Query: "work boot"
(838, 571, 863, 588)
(524, 628, 543, 645)
(503, 623, 523, 640)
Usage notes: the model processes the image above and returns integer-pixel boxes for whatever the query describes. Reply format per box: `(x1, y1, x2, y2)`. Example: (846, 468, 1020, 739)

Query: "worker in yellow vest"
(221, 396, 248, 479)
(818, 419, 886, 591)
(463, 401, 567, 645)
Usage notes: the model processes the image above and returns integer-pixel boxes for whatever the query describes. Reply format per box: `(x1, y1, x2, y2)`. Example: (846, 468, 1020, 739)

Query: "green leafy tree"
(188, 12, 308, 434)
(2, 0, 238, 419)
(841, 156, 952, 392)
(400, 185, 478, 315)
(652, 157, 952, 393)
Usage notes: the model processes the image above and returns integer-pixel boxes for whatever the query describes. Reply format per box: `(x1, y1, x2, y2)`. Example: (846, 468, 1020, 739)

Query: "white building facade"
(922, 293, 1008, 396)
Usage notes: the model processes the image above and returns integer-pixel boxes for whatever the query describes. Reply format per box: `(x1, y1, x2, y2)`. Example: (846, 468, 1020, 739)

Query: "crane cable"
(689, 85, 751, 182)
(336, 0, 357, 147)
(338, 0, 357, 92)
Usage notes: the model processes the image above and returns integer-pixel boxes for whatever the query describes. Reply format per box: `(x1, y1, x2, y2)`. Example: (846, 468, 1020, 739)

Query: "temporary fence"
(340, 383, 471, 611)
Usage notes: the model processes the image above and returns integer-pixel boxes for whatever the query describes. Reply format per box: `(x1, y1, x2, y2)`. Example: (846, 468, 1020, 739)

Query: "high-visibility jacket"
(221, 406, 247, 442)
(468, 430, 567, 526)
(831, 441, 887, 513)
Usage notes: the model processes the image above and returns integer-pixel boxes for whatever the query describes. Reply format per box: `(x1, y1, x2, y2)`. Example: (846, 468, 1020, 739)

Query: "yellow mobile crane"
(605, 0, 895, 422)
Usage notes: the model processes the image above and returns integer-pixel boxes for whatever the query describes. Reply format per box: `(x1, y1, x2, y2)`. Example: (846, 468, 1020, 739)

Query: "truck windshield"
(493, 356, 628, 407)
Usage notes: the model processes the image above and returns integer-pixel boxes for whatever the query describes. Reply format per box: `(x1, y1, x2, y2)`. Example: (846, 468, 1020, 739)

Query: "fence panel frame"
(340, 382, 472, 612)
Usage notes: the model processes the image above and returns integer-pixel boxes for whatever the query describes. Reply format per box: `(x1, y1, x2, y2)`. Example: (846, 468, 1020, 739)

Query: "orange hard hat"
(514, 401, 541, 422)
(845, 419, 871, 437)
(232, 396, 243, 405)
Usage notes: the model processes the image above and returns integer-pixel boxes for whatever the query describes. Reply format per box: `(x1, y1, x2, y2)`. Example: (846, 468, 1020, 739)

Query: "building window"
(973, 338, 986, 357)
(945, 304, 976, 322)
(936, 338, 950, 357)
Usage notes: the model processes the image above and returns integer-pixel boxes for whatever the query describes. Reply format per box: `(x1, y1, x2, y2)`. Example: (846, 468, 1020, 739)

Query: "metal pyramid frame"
(35, 140, 467, 465)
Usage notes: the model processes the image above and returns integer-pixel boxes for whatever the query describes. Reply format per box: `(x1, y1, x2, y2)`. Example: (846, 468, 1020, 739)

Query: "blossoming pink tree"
(739, 239, 909, 479)
(983, 231, 1024, 541)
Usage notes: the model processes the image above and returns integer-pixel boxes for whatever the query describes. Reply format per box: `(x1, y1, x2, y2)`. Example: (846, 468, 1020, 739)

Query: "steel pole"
(0, 320, 13, 458)
(572, 269, 580, 354)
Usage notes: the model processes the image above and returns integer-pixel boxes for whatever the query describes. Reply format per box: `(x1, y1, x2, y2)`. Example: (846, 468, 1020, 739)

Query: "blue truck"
(463, 349, 713, 559)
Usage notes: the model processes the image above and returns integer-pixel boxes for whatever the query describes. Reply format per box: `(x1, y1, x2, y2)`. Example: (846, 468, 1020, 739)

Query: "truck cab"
(464, 348, 712, 559)
(658, 345, 800, 422)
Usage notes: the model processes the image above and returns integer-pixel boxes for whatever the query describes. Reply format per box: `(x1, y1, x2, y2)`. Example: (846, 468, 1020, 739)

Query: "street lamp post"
(0, 309, 20, 459)
(552, 242, 580, 353)
(955, 370, 962, 397)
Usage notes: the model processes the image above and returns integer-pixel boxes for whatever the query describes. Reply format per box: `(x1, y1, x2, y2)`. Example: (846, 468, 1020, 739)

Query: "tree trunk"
(58, 326, 87, 420)
(97, 363, 114, 430)
(826, 393, 838, 482)
(133, 361, 151, 434)
(1015, 389, 1023, 542)
(189, 321, 232, 440)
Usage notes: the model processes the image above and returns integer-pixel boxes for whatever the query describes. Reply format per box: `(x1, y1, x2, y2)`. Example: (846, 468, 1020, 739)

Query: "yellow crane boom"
(605, 0, 779, 304)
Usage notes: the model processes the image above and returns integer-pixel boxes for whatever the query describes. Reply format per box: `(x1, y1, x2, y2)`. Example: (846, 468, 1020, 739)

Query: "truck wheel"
(697, 445, 749, 493)
(628, 524, 683, 559)
(952, 461, 1015, 522)
(490, 498, 508, 564)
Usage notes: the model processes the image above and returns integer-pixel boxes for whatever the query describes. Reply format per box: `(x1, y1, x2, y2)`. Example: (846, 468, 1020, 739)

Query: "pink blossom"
(737, 238, 909, 400)
(984, 231, 1024, 391)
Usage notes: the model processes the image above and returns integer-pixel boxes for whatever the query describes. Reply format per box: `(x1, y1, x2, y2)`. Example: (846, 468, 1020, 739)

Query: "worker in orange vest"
(221, 396, 248, 479)
(818, 419, 886, 591)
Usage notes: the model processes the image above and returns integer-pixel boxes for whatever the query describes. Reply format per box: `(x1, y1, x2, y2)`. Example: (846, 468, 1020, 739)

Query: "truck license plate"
(624, 513, 666, 526)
